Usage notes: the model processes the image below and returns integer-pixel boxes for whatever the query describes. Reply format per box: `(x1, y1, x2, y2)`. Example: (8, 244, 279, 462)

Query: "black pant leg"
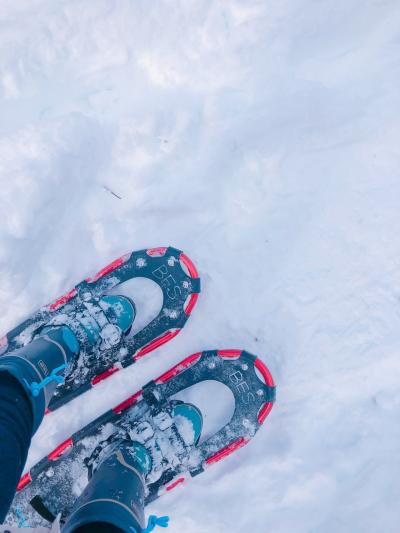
(0, 372, 33, 522)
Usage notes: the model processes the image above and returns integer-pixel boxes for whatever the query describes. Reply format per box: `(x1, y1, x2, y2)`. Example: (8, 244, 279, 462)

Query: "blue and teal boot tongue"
(75, 294, 135, 347)
(99, 295, 136, 335)
(172, 403, 203, 446)
(96, 295, 136, 349)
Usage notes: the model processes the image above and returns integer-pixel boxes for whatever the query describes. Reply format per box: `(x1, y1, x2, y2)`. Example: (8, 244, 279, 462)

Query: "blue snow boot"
(0, 295, 135, 434)
(0, 327, 79, 433)
(62, 441, 151, 533)
(62, 402, 202, 533)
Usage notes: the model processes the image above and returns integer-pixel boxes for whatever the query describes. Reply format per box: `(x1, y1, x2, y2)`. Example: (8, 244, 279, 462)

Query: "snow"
(1, 0, 400, 531)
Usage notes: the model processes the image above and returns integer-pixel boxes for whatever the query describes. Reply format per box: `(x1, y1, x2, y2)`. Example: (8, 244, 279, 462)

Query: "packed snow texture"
(0, 1, 399, 531)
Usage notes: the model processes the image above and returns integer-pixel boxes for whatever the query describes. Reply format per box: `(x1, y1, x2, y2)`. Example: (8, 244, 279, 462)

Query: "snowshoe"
(6, 349, 275, 528)
(0, 247, 200, 411)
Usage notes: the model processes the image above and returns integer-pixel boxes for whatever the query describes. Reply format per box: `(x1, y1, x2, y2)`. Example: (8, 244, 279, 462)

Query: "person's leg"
(0, 372, 33, 521)
(0, 295, 136, 524)
(62, 442, 149, 533)
(0, 327, 79, 522)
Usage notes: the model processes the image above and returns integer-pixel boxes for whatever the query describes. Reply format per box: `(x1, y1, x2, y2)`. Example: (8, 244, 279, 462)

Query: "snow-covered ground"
(1, 1, 400, 531)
